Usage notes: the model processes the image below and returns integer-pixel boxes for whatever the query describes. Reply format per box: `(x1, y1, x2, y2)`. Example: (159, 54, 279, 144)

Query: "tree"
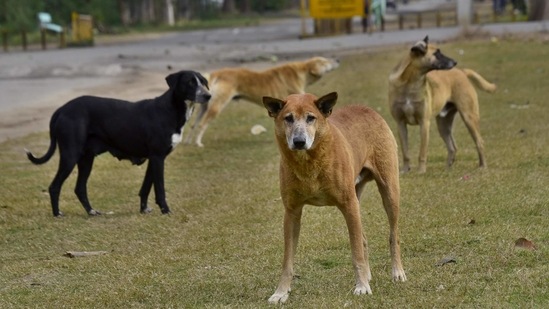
(222, 0, 236, 13)
(528, 0, 549, 20)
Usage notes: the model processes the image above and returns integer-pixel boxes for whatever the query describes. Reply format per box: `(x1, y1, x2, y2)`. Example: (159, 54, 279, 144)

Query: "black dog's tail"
(25, 112, 59, 165)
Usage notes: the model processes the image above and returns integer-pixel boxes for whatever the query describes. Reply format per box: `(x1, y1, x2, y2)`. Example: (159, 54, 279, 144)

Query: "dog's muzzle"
(291, 137, 307, 150)
(195, 86, 211, 104)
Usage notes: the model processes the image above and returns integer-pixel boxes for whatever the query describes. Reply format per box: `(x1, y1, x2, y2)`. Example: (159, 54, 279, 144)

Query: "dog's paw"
(353, 284, 372, 295)
(140, 207, 153, 214)
(392, 268, 407, 282)
(54, 211, 65, 218)
(161, 208, 171, 215)
(88, 209, 102, 216)
(268, 291, 290, 304)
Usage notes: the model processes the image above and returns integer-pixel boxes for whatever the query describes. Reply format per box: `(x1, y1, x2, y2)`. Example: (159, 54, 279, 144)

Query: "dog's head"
(166, 70, 211, 104)
(263, 92, 337, 151)
(409, 36, 457, 72)
(305, 57, 340, 84)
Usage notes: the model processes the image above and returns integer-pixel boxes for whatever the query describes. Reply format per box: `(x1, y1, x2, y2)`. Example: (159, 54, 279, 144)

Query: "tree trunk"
(119, 0, 131, 26)
(239, 0, 252, 13)
(528, 0, 548, 20)
(166, 0, 175, 26)
(222, 0, 237, 13)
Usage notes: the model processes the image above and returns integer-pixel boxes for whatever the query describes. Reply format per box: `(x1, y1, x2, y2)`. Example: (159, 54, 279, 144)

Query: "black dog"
(26, 70, 210, 217)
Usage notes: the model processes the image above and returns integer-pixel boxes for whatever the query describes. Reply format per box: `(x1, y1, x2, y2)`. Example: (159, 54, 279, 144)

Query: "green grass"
(1, 36, 548, 308)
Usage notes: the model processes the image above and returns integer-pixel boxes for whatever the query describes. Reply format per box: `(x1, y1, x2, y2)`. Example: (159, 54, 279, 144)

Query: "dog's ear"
(411, 38, 428, 56)
(196, 72, 209, 90)
(315, 92, 338, 117)
(165, 71, 181, 89)
(263, 96, 285, 118)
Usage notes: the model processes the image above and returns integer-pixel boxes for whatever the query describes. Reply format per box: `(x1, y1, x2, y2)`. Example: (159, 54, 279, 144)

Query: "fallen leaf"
(514, 237, 536, 251)
(435, 256, 457, 266)
(250, 124, 267, 135)
(64, 251, 109, 258)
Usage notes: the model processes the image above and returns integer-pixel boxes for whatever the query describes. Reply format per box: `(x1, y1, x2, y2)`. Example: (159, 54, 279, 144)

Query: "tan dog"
(262, 92, 406, 304)
(185, 57, 339, 147)
(388, 36, 496, 173)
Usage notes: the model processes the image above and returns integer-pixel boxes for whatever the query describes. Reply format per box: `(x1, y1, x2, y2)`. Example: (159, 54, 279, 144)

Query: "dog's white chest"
(171, 128, 184, 148)
(171, 102, 195, 149)
(403, 99, 418, 125)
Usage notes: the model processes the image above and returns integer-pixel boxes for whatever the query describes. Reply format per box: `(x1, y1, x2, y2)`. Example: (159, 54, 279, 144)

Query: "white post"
(166, 0, 175, 26)
(457, 0, 473, 26)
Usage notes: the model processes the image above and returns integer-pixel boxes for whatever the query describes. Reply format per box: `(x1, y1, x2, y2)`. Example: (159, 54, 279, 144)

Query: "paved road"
(0, 17, 546, 142)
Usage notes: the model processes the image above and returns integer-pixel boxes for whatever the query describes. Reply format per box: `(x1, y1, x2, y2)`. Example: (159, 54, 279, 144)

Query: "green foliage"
(0, 0, 43, 30)
(0, 37, 548, 308)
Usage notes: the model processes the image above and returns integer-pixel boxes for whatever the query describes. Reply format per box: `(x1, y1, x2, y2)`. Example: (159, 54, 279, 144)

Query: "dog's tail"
(25, 112, 59, 165)
(463, 68, 497, 93)
(26, 132, 57, 165)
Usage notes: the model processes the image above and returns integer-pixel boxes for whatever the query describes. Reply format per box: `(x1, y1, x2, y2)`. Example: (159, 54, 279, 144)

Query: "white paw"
(353, 284, 372, 295)
(268, 292, 290, 304)
(393, 268, 407, 282)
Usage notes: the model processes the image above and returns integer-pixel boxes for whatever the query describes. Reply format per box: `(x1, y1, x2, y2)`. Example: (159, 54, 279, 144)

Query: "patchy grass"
(1, 36, 548, 308)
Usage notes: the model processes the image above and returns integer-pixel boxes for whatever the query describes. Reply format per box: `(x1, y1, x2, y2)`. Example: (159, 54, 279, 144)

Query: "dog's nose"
(204, 93, 211, 101)
(292, 138, 306, 150)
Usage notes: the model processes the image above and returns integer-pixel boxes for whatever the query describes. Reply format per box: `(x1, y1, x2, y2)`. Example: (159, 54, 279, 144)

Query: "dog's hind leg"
(269, 204, 303, 304)
(436, 105, 459, 169)
(75, 153, 101, 216)
(459, 110, 486, 168)
(49, 152, 78, 217)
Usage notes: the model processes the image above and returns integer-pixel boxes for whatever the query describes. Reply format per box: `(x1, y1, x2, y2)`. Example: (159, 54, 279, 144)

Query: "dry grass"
(1, 36, 548, 308)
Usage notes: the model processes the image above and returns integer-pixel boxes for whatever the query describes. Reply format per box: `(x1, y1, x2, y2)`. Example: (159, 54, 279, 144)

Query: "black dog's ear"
(196, 73, 209, 89)
(263, 96, 285, 118)
(411, 37, 428, 56)
(315, 92, 337, 117)
(165, 71, 181, 89)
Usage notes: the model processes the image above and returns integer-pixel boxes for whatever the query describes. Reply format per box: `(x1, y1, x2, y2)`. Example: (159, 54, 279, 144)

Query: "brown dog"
(388, 36, 496, 173)
(185, 57, 339, 147)
(262, 92, 406, 304)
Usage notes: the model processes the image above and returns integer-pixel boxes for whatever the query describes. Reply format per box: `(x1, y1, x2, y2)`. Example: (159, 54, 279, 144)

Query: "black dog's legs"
(75, 153, 101, 216)
(150, 156, 171, 214)
(139, 156, 170, 214)
(49, 154, 77, 217)
(139, 161, 154, 214)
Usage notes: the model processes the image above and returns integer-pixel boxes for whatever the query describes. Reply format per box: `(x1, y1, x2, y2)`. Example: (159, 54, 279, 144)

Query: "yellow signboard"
(309, 0, 364, 19)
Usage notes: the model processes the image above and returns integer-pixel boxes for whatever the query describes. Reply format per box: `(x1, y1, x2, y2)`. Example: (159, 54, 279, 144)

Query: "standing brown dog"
(263, 92, 406, 304)
(388, 36, 496, 173)
(185, 57, 339, 147)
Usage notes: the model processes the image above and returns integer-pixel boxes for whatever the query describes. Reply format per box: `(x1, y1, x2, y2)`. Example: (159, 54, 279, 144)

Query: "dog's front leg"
(269, 205, 303, 304)
(139, 161, 154, 214)
(418, 120, 431, 173)
(396, 122, 411, 173)
(184, 103, 208, 145)
(148, 156, 171, 214)
(339, 200, 372, 295)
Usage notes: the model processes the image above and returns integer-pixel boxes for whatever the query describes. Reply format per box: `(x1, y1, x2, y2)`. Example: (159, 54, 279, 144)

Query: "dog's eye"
(306, 115, 316, 123)
(284, 115, 294, 123)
